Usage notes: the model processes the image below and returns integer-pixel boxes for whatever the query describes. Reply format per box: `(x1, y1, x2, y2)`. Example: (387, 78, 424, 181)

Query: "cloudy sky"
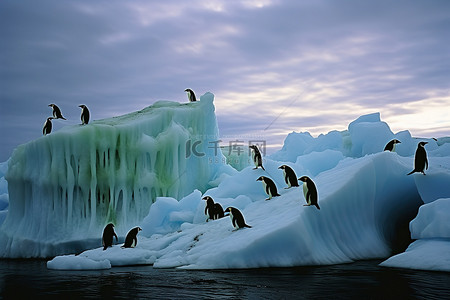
(1, 0, 449, 161)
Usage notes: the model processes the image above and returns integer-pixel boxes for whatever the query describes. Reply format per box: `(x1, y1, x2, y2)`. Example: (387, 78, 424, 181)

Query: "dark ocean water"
(0, 259, 449, 299)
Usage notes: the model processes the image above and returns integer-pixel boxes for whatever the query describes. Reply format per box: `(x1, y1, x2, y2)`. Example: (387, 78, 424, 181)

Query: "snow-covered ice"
(380, 198, 450, 272)
(0, 94, 449, 272)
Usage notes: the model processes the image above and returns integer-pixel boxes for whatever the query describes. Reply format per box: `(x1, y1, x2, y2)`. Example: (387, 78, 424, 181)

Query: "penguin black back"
(185, 89, 197, 102)
(79, 105, 90, 125)
(224, 207, 251, 229)
(102, 223, 118, 250)
(256, 176, 280, 200)
(384, 139, 401, 152)
(407, 142, 428, 175)
(278, 165, 299, 188)
(42, 117, 54, 135)
(48, 104, 66, 120)
(298, 176, 320, 210)
(249, 145, 265, 170)
(122, 227, 142, 248)
(203, 196, 224, 221)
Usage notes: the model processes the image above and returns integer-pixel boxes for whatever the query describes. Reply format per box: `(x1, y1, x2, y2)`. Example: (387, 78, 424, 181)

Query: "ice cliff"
(0, 93, 233, 257)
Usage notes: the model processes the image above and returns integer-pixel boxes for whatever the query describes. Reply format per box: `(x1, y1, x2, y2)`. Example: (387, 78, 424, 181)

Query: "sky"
(1, 0, 450, 162)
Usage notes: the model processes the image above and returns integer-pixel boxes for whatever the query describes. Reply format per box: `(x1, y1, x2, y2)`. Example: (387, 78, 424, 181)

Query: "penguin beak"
(278, 166, 282, 169)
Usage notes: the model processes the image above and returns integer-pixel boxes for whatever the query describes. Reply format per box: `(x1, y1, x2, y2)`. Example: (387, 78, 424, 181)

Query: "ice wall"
(0, 93, 233, 258)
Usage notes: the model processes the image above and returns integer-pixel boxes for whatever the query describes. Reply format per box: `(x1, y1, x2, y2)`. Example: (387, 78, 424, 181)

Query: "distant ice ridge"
(0, 93, 234, 258)
(269, 112, 449, 161)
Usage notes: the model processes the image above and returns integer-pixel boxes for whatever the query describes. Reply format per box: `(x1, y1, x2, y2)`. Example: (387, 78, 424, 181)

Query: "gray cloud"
(1, 0, 450, 161)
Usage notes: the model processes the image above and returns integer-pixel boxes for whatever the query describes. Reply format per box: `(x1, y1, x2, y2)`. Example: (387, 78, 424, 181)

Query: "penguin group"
(102, 223, 142, 250)
(42, 103, 90, 135)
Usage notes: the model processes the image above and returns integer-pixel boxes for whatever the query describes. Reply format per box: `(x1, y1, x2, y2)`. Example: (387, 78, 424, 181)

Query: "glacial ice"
(1, 97, 450, 272)
(0, 93, 234, 258)
(380, 199, 450, 272)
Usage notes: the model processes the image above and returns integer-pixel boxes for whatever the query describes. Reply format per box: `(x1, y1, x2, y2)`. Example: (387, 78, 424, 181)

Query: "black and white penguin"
(256, 176, 280, 200)
(42, 117, 54, 135)
(249, 145, 265, 170)
(48, 103, 66, 120)
(407, 142, 428, 175)
(122, 227, 142, 248)
(298, 176, 320, 210)
(185, 88, 197, 102)
(202, 196, 224, 221)
(102, 223, 118, 250)
(79, 105, 90, 125)
(384, 139, 401, 152)
(224, 207, 251, 229)
(278, 165, 299, 189)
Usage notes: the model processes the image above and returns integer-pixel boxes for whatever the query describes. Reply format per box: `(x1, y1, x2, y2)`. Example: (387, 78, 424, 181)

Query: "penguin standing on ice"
(185, 89, 197, 102)
(256, 176, 280, 200)
(202, 196, 224, 221)
(48, 104, 66, 120)
(102, 223, 118, 250)
(278, 165, 299, 189)
(298, 176, 320, 210)
(122, 227, 142, 248)
(79, 105, 90, 125)
(384, 139, 401, 152)
(407, 142, 428, 175)
(42, 117, 54, 135)
(249, 145, 265, 170)
(224, 207, 251, 229)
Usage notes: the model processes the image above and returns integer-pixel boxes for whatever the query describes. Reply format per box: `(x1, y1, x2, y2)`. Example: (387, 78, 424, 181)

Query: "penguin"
(298, 176, 320, 210)
(202, 196, 224, 221)
(48, 104, 66, 120)
(102, 223, 118, 250)
(42, 117, 54, 135)
(384, 139, 401, 152)
(256, 176, 280, 200)
(122, 227, 142, 248)
(79, 105, 90, 125)
(278, 165, 299, 189)
(185, 88, 197, 102)
(249, 145, 265, 170)
(224, 207, 251, 229)
(407, 142, 428, 175)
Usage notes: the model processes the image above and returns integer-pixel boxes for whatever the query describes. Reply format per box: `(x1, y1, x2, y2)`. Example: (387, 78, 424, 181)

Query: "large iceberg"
(0, 93, 233, 258)
(1, 98, 450, 272)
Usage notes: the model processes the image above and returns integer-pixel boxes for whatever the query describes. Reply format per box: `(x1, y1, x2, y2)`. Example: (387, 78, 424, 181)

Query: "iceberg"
(1, 98, 450, 272)
(0, 93, 234, 258)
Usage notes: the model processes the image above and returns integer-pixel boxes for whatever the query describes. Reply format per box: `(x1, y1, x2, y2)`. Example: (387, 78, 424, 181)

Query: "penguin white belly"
(392, 144, 396, 152)
(252, 152, 257, 167)
(283, 170, 290, 187)
(131, 239, 136, 248)
(229, 212, 238, 228)
(303, 182, 310, 204)
(262, 180, 271, 198)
